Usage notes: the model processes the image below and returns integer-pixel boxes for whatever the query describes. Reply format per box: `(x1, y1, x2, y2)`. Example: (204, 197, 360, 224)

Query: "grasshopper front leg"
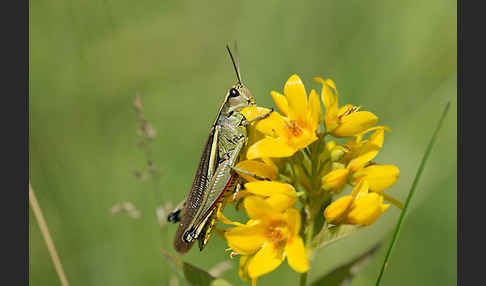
(242, 108, 274, 127)
(231, 166, 271, 181)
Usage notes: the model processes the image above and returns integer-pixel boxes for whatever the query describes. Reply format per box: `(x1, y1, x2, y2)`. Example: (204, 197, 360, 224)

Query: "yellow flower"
(323, 180, 390, 226)
(241, 74, 321, 159)
(315, 77, 378, 138)
(224, 196, 309, 281)
(353, 164, 399, 192)
(346, 126, 389, 172)
(320, 127, 395, 192)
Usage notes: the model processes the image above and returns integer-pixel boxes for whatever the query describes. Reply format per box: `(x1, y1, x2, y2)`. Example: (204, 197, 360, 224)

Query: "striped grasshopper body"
(170, 47, 271, 254)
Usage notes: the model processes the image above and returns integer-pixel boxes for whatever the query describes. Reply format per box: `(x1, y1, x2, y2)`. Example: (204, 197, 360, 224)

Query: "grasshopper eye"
(229, 88, 240, 98)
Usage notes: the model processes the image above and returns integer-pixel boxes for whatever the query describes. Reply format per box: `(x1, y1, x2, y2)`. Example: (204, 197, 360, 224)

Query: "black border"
(459, 0, 485, 284)
(22, 0, 463, 285)
(2, 0, 28, 284)
(26, 0, 30, 280)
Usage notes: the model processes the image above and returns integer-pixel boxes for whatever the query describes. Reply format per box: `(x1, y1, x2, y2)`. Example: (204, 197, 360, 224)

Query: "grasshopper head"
(225, 83, 255, 112)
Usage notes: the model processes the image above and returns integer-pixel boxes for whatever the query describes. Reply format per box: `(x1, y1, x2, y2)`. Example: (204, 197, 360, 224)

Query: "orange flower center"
(284, 120, 303, 138)
(266, 221, 290, 248)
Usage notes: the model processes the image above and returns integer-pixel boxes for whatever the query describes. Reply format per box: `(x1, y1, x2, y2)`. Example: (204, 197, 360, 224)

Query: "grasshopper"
(168, 45, 272, 254)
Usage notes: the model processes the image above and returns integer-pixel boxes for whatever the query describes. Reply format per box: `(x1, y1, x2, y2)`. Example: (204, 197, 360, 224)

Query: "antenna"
(226, 43, 242, 84)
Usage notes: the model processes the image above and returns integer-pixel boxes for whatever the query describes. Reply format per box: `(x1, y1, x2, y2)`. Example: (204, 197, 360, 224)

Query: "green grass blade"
(374, 102, 451, 286)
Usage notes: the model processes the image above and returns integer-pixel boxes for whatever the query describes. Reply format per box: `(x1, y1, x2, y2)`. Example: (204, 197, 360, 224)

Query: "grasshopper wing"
(173, 127, 218, 253)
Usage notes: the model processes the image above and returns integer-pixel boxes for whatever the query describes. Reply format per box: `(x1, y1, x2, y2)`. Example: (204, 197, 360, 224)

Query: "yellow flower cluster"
(221, 74, 400, 285)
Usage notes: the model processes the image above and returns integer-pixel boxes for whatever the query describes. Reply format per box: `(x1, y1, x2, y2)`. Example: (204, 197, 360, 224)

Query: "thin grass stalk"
(29, 182, 70, 286)
(374, 102, 451, 285)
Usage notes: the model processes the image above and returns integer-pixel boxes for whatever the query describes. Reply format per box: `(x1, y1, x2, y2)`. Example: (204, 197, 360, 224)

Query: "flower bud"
(330, 146, 346, 162)
(346, 193, 390, 226)
(321, 168, 349, 191)
(323, 195, 353, 224)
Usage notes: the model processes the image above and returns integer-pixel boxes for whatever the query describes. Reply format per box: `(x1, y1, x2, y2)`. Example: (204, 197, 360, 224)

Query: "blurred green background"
(29, 0, 457, 285)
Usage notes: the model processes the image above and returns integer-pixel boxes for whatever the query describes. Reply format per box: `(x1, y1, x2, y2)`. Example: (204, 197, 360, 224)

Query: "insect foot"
(167, 209, 181, 223)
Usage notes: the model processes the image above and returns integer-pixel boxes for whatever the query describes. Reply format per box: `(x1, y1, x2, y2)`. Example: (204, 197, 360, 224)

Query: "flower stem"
(300, 271, 308, 286)
(300, 212, 314, 286)
(300, 136, 327, 286)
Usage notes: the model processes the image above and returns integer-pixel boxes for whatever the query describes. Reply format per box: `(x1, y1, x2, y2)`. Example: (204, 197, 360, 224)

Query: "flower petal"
(238, 255, 251, 282)
(285, 236, 309, 273)
(244, 181, 297, 212)
(241, 106, 273, 121)
(235, 160, 278, 182)
(356, 126, 391, 140)
(262, 157, 279, 173)
(247, 137, 297, 159)
(247, 242, 285, 278)
(254, 111, 287, 137)
(284, 74, 308, 123)
(347, 128, 384, 172)
(350, 179, 370, 198)
(315, 77, 339, 131)
(271, 91, 290, 117)
(244, 181, 297, 197)
(224, 224, 267, 255)
(308, 89, 322, 132)
(354, 165, 399, 192)
(346, 193, 390, 226)
(243, 196, 280, 220)
(284, 208, 301, 236)
(332, 111, 378, 138)
(265, 194, 296, 212)
(321, 168, 350, 191)
(314, 77, 338, 110)
(217, 208, 244, 226)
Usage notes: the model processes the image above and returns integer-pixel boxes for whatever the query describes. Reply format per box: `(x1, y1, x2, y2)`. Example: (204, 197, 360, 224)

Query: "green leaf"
(374, 102, 451, 286)
(160, 247, 232, 286)
(311, 243, 381, 286)
(312, 224, 362, 249)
